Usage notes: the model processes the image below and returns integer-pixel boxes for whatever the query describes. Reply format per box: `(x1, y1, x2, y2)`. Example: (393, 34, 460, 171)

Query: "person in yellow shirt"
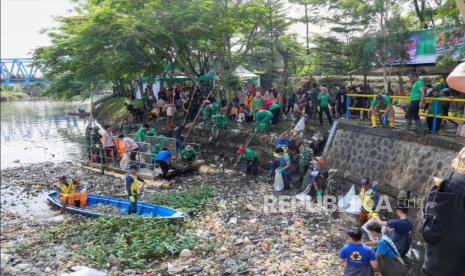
(56, 176, 87, 213)
(125, 164, 145, 214)
(358, 178, 379, 223)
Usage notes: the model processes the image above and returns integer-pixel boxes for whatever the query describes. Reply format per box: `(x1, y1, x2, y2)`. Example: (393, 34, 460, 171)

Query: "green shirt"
(182, 148, 197, 159)
(370, 95, 391, 108)
(211, 114, 228, 128)
(253, 98, 264, 109)
(410, 79, 424, 101)
(134, 128, 147, 142)
(240, 148, 257, 161)
(428, 96, 444, 115)
(255, 110, 273, 123)
(269, 103, 280, 111)
(318, 93, 330, 107)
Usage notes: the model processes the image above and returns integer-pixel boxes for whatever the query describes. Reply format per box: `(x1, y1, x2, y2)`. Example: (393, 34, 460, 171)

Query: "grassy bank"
(94, 96, 144, 126)
(0, 91, 30, 101)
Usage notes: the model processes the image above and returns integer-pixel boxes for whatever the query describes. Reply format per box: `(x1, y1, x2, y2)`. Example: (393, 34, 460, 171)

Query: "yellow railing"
(345, 94, 465, 132)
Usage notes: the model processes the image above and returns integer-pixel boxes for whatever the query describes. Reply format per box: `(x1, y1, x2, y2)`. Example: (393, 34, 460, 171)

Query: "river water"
(1, 100, 92, 169)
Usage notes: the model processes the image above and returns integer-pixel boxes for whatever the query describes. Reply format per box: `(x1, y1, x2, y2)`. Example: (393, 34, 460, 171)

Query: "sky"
(1, 0, 74, 58)
(0, 0, 325, 59)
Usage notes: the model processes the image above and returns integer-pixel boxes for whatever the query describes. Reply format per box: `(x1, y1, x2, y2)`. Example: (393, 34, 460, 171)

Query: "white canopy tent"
(233, 65, 260, 87)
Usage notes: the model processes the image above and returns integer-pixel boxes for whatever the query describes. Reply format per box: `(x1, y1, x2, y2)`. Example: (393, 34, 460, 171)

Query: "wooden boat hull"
(47, 191, 186, 219)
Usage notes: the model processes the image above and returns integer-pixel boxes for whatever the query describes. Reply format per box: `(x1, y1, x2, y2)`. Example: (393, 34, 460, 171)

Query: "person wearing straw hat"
(422, 147, 465, 276)
(181, 144, 197, 162)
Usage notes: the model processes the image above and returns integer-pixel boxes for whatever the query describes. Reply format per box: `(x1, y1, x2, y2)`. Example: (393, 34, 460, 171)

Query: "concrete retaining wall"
(325, 122, 464, 197)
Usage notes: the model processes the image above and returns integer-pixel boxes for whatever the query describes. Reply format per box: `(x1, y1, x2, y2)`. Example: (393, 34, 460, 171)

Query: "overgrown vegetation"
(47, 186, 214, 269)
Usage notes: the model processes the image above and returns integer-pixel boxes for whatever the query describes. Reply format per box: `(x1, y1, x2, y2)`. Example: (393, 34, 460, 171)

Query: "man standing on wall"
(405, 72, 425, 131)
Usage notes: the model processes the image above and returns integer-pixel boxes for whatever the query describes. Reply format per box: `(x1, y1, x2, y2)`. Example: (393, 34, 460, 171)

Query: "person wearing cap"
(275, 133, 290, 152)
(358, 178, 379, 223)
(154, 148, 172, 180)
(181, 145, 197, 161)
(422, 147, 465, 276)
(125, 164, 145, 214)
(56, 176, 87, 213)
(339, 228, 378, 276)
(237, 146, 259, 175)
(405, 72, 426, 131)
(369, 94, 394, 128)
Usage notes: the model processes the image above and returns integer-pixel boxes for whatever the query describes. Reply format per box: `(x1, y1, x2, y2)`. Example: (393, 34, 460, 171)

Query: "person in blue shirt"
(376, 205, 412, 257)
(154, 148, 172, 180)
(339, 228, 378, 276)
(366, 222, 405, 276)
(275, 133, 290, 152)
(125, 164, 145, 214)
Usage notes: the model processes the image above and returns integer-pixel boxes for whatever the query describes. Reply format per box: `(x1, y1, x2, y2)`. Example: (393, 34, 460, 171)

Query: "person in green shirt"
(425, 88, 445, 132)
(370, 94, 395, 128)
(134, 124, 149, 142)
(406, 72, 426, 131)
(317, 87, 333, 126)
(268, 102, 281, 125)
(181, 144, 197, 161)
(237, 146, 258, 175)
(255, 109, 273, 132)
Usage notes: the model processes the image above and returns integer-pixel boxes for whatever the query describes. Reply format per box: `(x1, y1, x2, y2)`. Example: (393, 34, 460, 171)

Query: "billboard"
(403, 26, 465, 64)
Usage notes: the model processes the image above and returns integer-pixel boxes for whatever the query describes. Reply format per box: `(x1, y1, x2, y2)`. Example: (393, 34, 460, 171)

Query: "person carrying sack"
(366, 222, 405, 276)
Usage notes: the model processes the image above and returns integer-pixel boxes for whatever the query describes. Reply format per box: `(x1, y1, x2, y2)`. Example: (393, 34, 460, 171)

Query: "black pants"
(337, 102, 345, 118)
(156, 160, 170, 179)
(246, 158, 258, 175)
(270, 108, 280, 125)
(405, 100, 420, 121)
(286, 103, 294, 115)
(426, 117, 442, 131)
(130, 150, 138, 161)
(319, 106, 333, 125)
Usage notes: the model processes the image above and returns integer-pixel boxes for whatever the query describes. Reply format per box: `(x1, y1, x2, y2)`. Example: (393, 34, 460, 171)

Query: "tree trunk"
(413, 0, 427, 28)
(381, 0, 389, 95)
(305, 4, 310, 55)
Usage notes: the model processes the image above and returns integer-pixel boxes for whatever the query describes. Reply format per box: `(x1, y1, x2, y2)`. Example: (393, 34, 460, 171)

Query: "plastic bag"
(120, 154, 129, 170)
(274, 171, 284, 192)
(362, 218, 386, 241)
(293, 117, 306, 132)
(338, 184, 358, 211)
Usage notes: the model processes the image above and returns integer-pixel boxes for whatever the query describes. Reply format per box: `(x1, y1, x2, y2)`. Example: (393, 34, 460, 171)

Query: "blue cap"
(361, 178, 370, 185)
(129, 164, 139, 171)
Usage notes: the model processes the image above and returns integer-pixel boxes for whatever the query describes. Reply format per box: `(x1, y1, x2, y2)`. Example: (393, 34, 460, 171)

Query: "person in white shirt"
(99, 125, 115, 163)
(118, 134, 139, 161)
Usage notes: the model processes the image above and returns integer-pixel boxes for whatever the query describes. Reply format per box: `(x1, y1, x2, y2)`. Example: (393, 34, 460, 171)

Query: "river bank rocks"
(1, 162, 420, 275)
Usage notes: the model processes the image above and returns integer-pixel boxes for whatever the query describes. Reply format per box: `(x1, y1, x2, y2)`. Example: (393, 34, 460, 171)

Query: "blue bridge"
(1, 58, 45, 85)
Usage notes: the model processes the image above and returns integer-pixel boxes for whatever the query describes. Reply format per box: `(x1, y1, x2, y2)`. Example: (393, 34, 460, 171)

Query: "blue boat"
(47, 192, 187, 219)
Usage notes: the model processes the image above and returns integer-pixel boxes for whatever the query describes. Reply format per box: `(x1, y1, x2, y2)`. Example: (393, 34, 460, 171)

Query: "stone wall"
(325, 122, 465, 233)
(325, 122, 465, 198)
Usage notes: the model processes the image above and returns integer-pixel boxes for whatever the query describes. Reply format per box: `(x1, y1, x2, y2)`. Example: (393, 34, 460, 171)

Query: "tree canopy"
(33, 0, 464, 98)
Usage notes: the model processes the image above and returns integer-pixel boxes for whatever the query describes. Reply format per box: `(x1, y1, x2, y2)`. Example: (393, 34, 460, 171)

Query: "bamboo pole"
(183, 91, 213, 143)
(90, 81, 94, 126)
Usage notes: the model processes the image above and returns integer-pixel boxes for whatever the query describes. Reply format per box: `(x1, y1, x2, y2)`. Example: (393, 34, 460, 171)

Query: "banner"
(402, 26, 465, 64)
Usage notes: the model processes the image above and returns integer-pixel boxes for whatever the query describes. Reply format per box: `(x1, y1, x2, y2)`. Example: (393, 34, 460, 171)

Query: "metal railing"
(345, 94, 465, 133)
